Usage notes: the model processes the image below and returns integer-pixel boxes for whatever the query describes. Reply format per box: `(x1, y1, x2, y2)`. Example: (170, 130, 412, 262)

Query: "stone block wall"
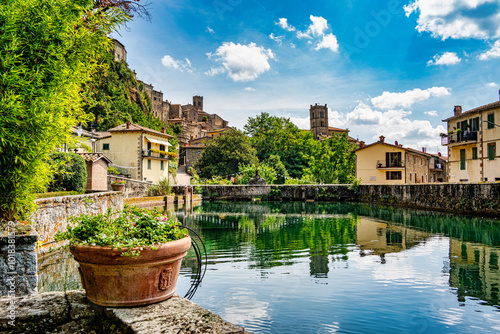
(358, 183, 500, 216)
(32, 192, 124, 252)
(0, 231, 38, 297)
(109, 176, 155, 198)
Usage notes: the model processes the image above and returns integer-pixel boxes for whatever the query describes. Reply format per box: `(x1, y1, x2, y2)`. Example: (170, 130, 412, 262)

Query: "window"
(488, 143, 496, 160)
(148, 159, 151, 169)
(471, 117, 479, 132)
(161, 161, 164, 170)
(386, 171, 402, 180)
(472, 147, 478, 160)
(320, 111, 324, 118)
(103, 143, 109, 150)
(386, 152, 402, 167)
(160, 144, 165, 151)
(460, 149, 466, 170)
(487, 113, 495, 129)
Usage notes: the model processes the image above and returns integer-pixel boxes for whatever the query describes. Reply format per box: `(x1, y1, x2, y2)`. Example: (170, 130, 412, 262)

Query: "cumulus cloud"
(276, 18, 296, 31)
(478, 40, 500, 60)
(315, 33, 339, 52)
(161, 55, 194, 73)
(244, 87, 256, 92)
(206, 42, 275, 82)
(424, 110, 438, 116)
(345, 102, 447, 149)
(427, 52, 462, 65)
(269, 33, 283, 45)
(404, 0, 499, 40)
(297, 15, 329, 39)
(487, 82, 498, 86)
(371, 87, 451, 109)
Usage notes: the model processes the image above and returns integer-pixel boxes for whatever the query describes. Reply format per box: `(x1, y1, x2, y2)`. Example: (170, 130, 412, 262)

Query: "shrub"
(148, 178, 171, 196)
(48, 152, 87, 193)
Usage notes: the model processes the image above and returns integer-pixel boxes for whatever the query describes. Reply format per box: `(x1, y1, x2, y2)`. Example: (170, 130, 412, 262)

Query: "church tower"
(193, 96, 203, 110)
(310, 104, 329, 140)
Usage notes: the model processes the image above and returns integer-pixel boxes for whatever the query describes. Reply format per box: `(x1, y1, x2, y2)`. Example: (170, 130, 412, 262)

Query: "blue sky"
(112, 0, 500, 153)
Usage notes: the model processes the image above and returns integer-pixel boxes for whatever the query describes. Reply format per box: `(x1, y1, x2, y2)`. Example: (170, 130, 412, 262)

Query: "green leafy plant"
(148, 178, 171, 196)
(108, 166, 120, 175)
(48, 153, 87, 193)
(111, 180, 126, 185)
(55, 206, 188, 257)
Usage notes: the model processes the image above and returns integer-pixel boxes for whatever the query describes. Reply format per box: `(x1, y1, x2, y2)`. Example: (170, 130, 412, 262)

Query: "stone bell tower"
(310, 103, 329, 140)
(193, 96, 203, 110)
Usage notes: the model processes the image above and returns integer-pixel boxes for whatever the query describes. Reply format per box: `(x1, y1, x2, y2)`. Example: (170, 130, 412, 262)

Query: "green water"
(38, 201, 500, 333)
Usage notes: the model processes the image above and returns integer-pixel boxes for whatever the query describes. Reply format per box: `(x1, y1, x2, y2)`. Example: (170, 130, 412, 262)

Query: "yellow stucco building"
(97, 122, 175, 183)
(442, 101, 500, 182)
(354, 136, 445, 184)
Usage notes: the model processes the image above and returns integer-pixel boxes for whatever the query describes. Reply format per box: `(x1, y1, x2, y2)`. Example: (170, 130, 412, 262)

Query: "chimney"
(438, 152, 441, 157)
(126, 121, 131, 129)
(359, 141, 365, 148)
(161, 126, 166, 133)
(454, 105, 462, 116)
(422, 147, 426, 153)
(395, 141, 398, 146)
(379, 135, 385, 143)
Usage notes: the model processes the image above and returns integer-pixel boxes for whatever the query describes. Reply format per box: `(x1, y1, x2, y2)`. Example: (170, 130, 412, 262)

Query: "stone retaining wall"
(173, 183, 500, 216)
(32, 192, 124, 252)
(358, 183, 500, 216)
(108, 176, 154, 199)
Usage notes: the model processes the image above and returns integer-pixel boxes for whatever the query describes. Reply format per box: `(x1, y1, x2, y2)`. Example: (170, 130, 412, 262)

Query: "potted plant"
(111, 180, 126, 191)
(55, 206, 191, 307)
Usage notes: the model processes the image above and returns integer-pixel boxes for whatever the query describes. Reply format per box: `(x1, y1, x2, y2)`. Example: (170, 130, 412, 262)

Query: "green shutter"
(472, 147, 478, 160)
(488, 113, 495, 129)
(460, 149, 466, 170)
(488, 144, 495, 160)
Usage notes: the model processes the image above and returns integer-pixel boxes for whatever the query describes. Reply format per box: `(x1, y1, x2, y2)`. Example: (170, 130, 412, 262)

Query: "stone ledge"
(0, 290, 250, 334)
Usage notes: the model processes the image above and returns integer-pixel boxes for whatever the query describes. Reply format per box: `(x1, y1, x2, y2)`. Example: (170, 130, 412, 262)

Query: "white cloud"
(404, 0, 499, 40)
(276, 18, 296, 31)
(487, 82, 498, 86)
(207, 26, 215, 35)
(345, 102, 447, 149)
(269, 33, 283, 45)
(427, 52, 462, 65)
(297, 15, 329, 39)
(315, 33, 339, 52)
(290, 43, 296, 48)
(161, 55, 193, 73)
(424, 110, 438, 116)
(478, 40, 500, 60)
(206, 42, 275, 82)
(371, 87, 451, 109)
(244, 87, 256, 92)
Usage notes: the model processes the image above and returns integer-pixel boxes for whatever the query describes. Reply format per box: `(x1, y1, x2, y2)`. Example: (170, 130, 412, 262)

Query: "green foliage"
(49, 152, 87, 193)
(303, 133, 358, 184)
(265, 154, 289, 184)
(195, 129, 258, 179)
(148, 178, 171, 196)
(35, 191, 81, 199)
(284, 174, 316, 185)
(237, 163, 277, 185)
(55, 206, 188, 257)
(107, 165, 120, 175)
(244, 112, 314, 178)
(0, 0, 126, 220)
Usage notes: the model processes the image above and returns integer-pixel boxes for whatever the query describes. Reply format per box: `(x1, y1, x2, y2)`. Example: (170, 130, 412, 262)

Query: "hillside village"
(71, 39, 500, 191)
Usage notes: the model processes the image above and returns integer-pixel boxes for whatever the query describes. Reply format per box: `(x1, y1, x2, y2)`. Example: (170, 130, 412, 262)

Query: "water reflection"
(37, 201, 500, 333)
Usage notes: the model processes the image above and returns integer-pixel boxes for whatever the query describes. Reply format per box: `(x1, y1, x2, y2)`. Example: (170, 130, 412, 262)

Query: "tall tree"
(195, 130, 258, 179)
(0, 0, 127, 221)
(303, 133, 358, 184)
(244, 112, 314, 178)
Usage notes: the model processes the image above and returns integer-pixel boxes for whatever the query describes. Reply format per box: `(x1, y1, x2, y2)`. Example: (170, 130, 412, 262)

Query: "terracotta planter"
(70, 235, 191, 307)
(111, 183, 125, 191)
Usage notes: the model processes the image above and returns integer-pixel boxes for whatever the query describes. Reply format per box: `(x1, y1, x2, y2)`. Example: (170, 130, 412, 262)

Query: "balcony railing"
(376, 160, 404, 168)
(442, 131, 478, 146)
(142, 150, 175, 160)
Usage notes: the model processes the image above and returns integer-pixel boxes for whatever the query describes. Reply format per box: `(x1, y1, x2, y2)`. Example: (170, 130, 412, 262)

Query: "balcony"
(442, 131, 478, 146)
(142, 150, 176, 160)
(376, 160, 404, 169)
